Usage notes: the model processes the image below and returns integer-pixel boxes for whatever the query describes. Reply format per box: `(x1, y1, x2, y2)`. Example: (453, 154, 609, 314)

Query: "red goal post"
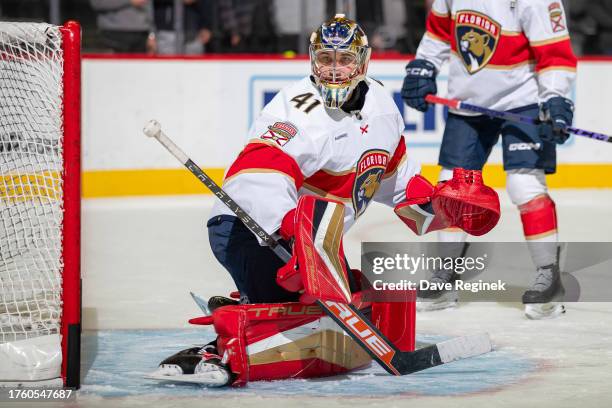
(0, 21, 81, 389)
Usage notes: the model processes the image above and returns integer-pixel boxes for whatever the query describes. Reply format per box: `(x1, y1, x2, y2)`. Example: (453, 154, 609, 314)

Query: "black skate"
(145, 341, 233, 387)
(523, 262, 566, 320)
(207, 295, 239, 312)
(190, 292, 240, 316)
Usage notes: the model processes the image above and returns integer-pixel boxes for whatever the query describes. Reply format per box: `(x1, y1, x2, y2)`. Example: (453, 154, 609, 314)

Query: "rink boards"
(80, 56, 612, 196)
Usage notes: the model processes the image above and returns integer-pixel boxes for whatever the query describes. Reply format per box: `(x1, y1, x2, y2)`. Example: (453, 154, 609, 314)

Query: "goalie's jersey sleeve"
(209, 76, 420, 238)
(416, 0, 577, 112)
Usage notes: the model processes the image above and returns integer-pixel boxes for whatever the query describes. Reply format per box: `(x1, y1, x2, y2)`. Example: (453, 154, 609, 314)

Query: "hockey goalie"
(147, 15, 500, 387)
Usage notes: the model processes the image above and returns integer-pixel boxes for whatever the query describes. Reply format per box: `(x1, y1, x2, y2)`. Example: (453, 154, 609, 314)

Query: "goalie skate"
(145, 346, 232, 387)
(146, 363, 230, 386)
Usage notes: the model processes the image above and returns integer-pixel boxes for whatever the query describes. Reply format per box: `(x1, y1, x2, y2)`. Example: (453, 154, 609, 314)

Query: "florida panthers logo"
(352, 150, 389, 218)
(455, 11, 501, 74)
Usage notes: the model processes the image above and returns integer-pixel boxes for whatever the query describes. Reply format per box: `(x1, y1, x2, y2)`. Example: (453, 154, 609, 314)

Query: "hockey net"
(0, 21, 81, 388)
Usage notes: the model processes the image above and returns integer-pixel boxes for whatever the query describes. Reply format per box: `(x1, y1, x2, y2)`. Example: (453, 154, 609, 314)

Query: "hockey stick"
(143, 119, 492, 376)
(425, 94, 612, 143)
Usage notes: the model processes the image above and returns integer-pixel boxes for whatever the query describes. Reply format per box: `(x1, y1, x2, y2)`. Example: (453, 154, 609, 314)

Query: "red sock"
(519, 195, 558, 240)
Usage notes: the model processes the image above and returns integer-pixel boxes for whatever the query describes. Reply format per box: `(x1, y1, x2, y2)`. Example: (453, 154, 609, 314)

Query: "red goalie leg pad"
(371, 291, 416, 352)
(276, 255, 302, 293)
(277, 195, 352, 304)
(519, 194, 558, 239)
(433, 168, 500, 236)
(211, 301, 372, 386)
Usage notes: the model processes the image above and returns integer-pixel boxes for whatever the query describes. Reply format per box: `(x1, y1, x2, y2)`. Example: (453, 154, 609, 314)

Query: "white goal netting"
(0, 22, 65, 356)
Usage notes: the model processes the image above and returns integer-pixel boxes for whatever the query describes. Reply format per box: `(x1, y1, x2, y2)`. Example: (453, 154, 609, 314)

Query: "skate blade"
(524, 303, 566, 320)
(145, 367, 229, 387)
(190, 292, 211, 315)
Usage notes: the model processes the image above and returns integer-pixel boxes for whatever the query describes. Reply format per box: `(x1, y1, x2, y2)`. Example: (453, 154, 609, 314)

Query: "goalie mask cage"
(0, 21, 81, 388)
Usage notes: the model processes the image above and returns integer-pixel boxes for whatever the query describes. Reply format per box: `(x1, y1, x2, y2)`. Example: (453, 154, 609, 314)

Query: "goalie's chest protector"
(280, 78, 403, 226)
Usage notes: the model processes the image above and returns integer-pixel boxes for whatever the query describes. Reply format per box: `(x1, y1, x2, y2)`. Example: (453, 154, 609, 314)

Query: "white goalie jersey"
(209, 76, 420, 238)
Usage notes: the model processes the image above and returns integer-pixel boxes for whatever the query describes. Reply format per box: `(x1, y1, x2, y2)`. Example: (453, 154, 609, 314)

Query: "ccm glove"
(401, 59, 437, 112)
(539, 96, 574, 144)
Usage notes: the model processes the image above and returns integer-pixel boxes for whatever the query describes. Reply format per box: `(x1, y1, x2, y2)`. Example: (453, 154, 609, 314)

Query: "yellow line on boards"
(420, 164, 612, 188)
(82, 168, 226, 198)
(82, 164, 612, 198)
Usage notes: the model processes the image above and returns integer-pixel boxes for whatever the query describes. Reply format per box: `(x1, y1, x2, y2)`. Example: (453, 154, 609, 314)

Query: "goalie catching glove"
(275, 171, 499, 304)
(394, 168, 500, 236)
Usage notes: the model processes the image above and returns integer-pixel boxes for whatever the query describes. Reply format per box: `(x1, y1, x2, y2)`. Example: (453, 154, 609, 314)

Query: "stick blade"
(436, 333, 492, 363)
(394, 333, 492, 375)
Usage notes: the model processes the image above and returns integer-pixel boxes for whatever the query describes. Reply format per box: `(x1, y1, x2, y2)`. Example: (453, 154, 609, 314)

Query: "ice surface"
(71, 191, 612, 407)
(80, 329, 536, 398)
(74, 302, 612, 407)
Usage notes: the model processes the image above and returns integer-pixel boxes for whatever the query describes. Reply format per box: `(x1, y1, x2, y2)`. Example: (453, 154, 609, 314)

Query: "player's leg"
(153, 198, 416, 386)
(418, 113, 500, 311)
(501, 104, 565, 319)
(150, 215, 302, 384)
(437, 112, 501, 240)
(156, 214, 299, 382)
(207, 214, 300, 304)
(433, 167, 467, 309)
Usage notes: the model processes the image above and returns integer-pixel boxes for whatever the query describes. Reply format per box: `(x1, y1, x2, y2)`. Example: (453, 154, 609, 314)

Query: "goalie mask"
(310, 14, 371, 109)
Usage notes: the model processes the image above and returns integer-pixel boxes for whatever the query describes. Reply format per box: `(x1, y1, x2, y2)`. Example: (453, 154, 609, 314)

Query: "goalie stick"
(143, 119, 492, 376)
(425, 94, 612, 144)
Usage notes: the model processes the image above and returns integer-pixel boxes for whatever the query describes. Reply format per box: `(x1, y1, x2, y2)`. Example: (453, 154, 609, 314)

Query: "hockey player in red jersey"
(148, 14, 500, 387)
(402, 0, 576, 319)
